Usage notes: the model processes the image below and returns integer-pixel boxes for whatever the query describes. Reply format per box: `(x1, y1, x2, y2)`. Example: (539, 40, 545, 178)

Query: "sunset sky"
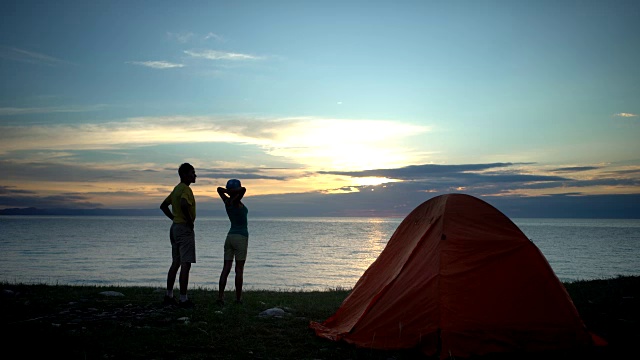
(1, 1, 639, 218)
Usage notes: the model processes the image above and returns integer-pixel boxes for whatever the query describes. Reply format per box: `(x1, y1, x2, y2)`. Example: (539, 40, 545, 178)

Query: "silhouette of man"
(160, 163, 197, 308)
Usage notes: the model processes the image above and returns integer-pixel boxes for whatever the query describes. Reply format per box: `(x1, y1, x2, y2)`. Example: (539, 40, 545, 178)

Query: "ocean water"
(0, 216, 638, 291)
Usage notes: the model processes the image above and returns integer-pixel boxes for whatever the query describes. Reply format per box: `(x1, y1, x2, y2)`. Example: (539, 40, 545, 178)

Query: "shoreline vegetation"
(2, 276, 638, 359)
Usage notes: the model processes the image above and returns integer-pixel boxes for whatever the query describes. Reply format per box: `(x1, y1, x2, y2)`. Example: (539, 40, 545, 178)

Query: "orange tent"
(310, 194, 599, 358)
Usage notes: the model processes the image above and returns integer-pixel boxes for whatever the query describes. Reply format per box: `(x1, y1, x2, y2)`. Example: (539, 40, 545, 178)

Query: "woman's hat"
(226, 179, 241, 189)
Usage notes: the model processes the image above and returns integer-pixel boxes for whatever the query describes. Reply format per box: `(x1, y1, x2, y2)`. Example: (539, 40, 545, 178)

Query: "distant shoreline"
(2, 207, 640, 219)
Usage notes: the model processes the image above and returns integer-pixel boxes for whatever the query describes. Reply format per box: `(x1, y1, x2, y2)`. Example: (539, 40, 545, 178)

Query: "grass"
(1, 276, 638, 359)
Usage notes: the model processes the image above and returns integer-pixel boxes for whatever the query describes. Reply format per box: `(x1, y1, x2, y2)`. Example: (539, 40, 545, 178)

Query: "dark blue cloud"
(319, 163, 518, 178)
(485, 194, 640, 219)
(551, 166, 601, 172)
(0, 192, 102, 209)
(0, 185, 35, 195)
(0, 160, 160, 182)
(245, 188, 640, 219)
(2, 161, 638, 218)
(243, 162, 640, 218)
(197, 168, 289, 181)
(319, 163, 568, 183)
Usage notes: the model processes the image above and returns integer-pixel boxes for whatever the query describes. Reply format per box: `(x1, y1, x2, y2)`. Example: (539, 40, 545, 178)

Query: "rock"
(259, 307, 286, 317)
(176, 317, 190, 325)
(99, 291, 125, 297)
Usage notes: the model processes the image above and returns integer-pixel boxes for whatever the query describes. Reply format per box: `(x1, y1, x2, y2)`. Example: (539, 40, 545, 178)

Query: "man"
(160, 163, 197, 308)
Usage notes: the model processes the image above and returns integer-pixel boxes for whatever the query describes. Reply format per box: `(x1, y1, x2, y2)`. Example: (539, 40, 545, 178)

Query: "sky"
(1, 0, 639, 218)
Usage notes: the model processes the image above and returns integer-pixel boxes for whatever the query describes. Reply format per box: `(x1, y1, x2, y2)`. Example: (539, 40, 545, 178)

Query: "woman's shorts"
(224, 233, 249, 261)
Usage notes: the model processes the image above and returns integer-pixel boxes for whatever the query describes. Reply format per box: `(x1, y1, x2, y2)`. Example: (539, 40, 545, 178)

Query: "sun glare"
(270, 119, 430, 171)
(353, 177, 397, 186)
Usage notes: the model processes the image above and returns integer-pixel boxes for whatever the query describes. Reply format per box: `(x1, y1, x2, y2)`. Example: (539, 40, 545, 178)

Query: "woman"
(216, 179, 248, 305)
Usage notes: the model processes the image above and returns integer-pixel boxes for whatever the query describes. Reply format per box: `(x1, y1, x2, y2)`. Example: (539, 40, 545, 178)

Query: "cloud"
(264, 118, 430, 171)
(484, 194, 640, 219)
(0, 117, 271, 154)
(198, 167, 288, 181)
(127, 61, 185, 69)
(0, 185, 35, 195)
(610, 168, 640, 176)
(0, 116, 430, 171)
(0, 46, 68, 66)
(204, 32, 225, 42)
(246, 185, 640, 218)
(0, 160, 156, 183)
(3, 114, 636, 214)
(614, 113, 638, 118)
(0, 191, 103, 209)
(0, 104, 107, 116)
(551, 166, 601, 172)
(167, 31, 195, 43)
(184, 49, 262, 60)
(1, 153, 638, 216)
(320, 163, 514, 178)
(167, 31, 225, 43)
(314, 162, 640, 199)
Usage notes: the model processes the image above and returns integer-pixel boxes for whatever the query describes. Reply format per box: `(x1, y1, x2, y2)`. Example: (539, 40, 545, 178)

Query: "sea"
(0, 216, 639, 291)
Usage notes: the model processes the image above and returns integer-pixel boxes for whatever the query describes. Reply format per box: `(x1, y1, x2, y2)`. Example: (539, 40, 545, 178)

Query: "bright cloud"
(184, 49, 262, 60)
(0, 116, 430, 171)
(127, 61, 185, 69)
(266, 119, 430, 170)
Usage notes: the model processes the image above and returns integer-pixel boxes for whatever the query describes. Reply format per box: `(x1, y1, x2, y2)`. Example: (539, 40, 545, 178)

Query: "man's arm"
(160, 198, 174, 220)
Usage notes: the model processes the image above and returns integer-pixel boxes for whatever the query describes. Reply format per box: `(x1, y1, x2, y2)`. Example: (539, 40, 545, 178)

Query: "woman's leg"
(235, 260, 245, 302)
(218, 260, 233, 301)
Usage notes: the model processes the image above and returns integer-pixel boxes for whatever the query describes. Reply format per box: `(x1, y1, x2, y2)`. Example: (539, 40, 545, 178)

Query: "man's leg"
(174, 222, 195, 305)
(167, 260, 180, 294)
(167, 223, 179, 297)
(179, 262, 191, 297)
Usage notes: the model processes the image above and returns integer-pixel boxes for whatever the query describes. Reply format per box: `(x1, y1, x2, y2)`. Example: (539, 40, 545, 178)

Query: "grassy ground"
(1, 276, 638, 360)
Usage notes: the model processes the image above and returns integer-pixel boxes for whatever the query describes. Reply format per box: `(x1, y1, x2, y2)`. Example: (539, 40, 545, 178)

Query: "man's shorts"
(170, 223, 196, 263)
(224, 233, 249, 261)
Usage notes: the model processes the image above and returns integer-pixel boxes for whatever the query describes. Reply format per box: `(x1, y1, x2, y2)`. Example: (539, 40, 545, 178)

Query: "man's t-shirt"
(165, 183, 196, 224)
